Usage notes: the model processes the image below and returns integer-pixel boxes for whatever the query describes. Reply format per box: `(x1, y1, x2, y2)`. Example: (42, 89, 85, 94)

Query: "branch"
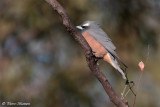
(45, 0, 128, 106)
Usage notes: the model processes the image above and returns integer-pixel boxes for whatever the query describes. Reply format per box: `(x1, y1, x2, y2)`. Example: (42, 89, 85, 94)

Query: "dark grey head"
(76, 21, 99, 32)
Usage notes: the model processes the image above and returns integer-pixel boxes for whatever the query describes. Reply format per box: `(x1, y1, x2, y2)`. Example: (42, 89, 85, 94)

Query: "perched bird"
(76, 21, 127, 79)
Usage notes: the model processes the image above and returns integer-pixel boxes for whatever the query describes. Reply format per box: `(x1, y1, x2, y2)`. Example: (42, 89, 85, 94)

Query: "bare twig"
(45, 0, 128, 106)
(133, 45, 150, 107)
(145, 45, 150, 65)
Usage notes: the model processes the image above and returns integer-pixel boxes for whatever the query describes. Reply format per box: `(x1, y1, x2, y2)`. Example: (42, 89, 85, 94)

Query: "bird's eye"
(82, 26, 87, 29)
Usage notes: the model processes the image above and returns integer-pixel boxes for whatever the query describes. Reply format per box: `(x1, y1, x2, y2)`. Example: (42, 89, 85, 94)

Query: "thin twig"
(145, 45, 150, 65)
(133, 44, 150, 107)
(123, 68, 136, 107)
(136, 71, 143, 91)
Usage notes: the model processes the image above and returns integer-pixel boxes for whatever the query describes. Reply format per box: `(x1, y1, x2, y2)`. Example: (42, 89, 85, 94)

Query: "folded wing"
(89, 26, 127, 68)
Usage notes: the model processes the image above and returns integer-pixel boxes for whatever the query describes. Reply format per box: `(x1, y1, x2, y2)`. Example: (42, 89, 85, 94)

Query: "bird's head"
(76, 21, 98, 32)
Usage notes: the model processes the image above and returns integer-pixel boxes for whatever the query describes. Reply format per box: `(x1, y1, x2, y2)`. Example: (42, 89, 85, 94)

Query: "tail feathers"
(110, 59, 126, 79)
(117, 67, 126, 79)
(107, 50, 128, 68)
(104, 53, 126, 79)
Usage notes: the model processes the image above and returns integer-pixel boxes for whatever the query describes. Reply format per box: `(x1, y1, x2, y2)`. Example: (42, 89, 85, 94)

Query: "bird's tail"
(103, 53, 126, 79)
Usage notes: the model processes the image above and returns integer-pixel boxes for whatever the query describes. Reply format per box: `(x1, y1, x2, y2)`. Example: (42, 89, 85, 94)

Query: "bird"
(76, 21, 127, 79)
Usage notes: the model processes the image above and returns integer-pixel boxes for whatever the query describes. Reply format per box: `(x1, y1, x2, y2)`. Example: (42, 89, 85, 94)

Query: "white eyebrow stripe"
(83, 22, 90, 26)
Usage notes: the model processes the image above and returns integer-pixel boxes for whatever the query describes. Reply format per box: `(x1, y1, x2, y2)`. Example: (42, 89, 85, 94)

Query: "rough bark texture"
(45, 0, 128, 107)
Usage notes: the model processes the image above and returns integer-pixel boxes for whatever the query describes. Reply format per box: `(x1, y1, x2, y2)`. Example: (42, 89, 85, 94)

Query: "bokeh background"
(0, 0, 160, 107)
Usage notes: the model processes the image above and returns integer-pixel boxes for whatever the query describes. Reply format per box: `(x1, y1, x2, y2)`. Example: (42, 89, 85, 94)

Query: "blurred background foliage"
(0, 0, 160, 107)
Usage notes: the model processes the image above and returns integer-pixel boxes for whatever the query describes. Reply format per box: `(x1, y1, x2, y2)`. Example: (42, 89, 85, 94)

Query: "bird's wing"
(89, 28, 127, 68)
(89, 28, 116, 56)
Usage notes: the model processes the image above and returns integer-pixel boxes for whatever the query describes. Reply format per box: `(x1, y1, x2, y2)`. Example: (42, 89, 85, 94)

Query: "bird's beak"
(76, 26, 83, 30)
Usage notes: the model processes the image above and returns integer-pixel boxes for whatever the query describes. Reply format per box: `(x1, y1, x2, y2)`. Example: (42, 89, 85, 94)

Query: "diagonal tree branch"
(45, 0, 128, 107)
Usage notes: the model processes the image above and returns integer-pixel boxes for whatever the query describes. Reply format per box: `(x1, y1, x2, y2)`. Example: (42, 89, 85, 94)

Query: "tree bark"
(45, 0, 128, 107)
